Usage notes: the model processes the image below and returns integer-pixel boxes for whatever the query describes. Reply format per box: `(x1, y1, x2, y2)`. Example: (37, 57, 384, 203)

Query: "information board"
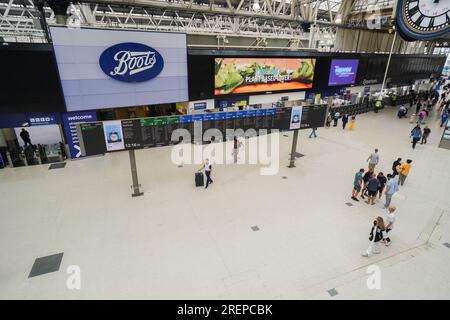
(78, 105, 328, 156)
(78, 122, 107, 156)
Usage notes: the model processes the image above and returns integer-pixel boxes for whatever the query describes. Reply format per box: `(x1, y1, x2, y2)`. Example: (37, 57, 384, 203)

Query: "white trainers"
(373, 251, 381, 254)
(361, 253, 369, 257)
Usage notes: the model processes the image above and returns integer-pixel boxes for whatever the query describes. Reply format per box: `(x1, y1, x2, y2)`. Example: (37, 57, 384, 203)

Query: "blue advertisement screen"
(328, 59, 359, 86)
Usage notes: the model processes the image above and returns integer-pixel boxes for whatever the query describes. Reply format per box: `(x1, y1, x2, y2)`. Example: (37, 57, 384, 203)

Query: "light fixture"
(253, 0, 260, 12)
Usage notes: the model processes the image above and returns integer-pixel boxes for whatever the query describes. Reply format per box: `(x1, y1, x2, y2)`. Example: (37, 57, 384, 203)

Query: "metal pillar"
(381, 31, 397, 91)
(34, 0, 51, 42)
(129, 149, 144, 197)
(288, 129, 300, 168)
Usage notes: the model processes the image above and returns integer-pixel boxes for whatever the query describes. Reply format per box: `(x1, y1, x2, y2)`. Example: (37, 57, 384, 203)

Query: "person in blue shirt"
(366, 174, 380, 205)
(410, 124, 422, 149)
(441, 112, 449, 127)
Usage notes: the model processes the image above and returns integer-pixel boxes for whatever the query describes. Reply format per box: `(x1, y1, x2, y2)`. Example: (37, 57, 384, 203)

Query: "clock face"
(397, 0, 450, 40)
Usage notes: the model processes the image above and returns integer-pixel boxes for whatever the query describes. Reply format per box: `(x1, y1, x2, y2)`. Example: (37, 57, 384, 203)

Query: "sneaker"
(361, 253, 369, 257)
(373, 251, 381, 254)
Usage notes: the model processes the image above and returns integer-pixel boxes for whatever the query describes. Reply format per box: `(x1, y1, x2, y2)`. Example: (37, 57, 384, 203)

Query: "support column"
(381, 31, 397, 91)
(288, 129, 300, 168)
(129, 149, 144, 197)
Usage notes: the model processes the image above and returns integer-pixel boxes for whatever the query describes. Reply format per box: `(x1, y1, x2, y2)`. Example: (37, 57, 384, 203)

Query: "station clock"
(396, 0, 450, 41)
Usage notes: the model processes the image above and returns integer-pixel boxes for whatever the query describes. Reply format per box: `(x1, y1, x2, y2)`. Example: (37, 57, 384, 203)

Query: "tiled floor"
(0, 107, 449, 299)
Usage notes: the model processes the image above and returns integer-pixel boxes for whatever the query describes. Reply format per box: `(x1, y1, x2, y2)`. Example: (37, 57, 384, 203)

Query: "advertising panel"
(215, 58, 315, 95)
(50, 27, 188, 111)
(328, 59, 359, 86)
(289, 106, 303, 130)
(103, 120, 125, 151)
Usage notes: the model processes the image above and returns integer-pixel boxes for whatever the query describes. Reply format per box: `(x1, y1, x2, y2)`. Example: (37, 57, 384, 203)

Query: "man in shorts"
(351, 168, 365, 202)
(366, 173, 380, 205)
(366, 149, 379, 171)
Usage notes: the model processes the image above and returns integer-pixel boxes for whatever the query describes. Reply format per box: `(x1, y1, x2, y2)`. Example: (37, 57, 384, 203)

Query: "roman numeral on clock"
(409, 4, 419, 17)
(414, 14, 425, 26)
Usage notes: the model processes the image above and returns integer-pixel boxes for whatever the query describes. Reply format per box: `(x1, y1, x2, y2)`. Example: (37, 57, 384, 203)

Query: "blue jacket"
(411, 127, 422, 139)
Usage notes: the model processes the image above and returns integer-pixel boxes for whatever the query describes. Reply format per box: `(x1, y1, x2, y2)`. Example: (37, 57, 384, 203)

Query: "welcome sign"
(50, 27, 188, 112)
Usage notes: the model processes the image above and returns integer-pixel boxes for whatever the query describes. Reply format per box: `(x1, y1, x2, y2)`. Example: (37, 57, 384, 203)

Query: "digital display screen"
(215, 58, 315, 95)
(328, 59, 359, 86)
(79, 122, 107, 156)
(50, 27, 188, 112)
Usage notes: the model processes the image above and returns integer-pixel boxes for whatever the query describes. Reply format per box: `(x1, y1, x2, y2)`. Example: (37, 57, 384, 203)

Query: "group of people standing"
(349, 149, 412, 257)
(325, 111, 356, 130)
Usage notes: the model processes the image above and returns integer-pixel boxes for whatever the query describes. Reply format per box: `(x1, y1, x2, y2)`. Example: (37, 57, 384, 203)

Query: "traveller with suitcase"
(198, 159, 213, 189)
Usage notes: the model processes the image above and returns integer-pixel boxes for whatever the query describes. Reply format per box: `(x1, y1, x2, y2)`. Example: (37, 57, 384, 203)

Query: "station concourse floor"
(1, 107, 450, 300)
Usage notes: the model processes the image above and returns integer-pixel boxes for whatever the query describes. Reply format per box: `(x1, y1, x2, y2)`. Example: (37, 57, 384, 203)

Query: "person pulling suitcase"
(198, 159, 213, 189)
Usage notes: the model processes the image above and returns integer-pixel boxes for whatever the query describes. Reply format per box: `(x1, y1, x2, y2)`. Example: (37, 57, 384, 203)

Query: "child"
(348, 115, 356, 130)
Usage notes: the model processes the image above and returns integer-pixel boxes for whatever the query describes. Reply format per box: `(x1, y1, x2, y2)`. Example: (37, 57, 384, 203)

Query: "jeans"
(205, 171, 213, 188)
(384, 193, 393, 208)
(309, 128, 317, 138)
(412, 137, 420, 149)
(398, 173, 407, 186)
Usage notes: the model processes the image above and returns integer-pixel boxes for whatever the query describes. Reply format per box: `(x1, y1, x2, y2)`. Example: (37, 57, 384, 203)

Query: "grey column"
(288, 129, 299, 168)
(129, 149, 144, 197)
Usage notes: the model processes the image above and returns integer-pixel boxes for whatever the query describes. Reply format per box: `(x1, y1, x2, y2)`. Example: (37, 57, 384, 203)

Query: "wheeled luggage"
(195, 172, 204, 187)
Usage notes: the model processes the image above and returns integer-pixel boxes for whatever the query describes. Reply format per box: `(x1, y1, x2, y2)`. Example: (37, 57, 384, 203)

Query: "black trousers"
(205, 171, 213, 188)
(421, 134, 429, 144)
(412, 138, 420, 149)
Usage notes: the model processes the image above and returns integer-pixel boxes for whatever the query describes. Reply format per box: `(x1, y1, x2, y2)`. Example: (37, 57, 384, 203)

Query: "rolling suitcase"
(195, 172, 204, 187)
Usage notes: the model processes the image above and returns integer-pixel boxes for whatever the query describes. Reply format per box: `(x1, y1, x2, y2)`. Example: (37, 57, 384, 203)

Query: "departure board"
(166, 116, 180, 145)
(244, 110, 257, 137)
(122, 119, 143, 149)
(141, 118, 156, 148)
(192, 114, 204, 144)
(263, 108, 275, 134)
(272, 108, 291, 131)
(78, 122, 106, 156)
(225, 111, 237, 140)
(300, 104, 328, 129)
(179, 115, 193, 144)
(153, 116, 168, 146)
(78, 105, 330, 153)
(235, 110, 247, 131)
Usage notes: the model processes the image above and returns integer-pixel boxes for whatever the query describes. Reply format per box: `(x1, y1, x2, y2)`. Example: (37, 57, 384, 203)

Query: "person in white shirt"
(383, 206, 396, 246)
(333, 111, 340, 127)
(367, 148, 379, 171)
(200, 159, 213, 189)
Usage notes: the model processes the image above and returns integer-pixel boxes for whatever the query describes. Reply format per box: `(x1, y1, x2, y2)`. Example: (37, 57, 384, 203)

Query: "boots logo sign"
(99, 43, 164, 83)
